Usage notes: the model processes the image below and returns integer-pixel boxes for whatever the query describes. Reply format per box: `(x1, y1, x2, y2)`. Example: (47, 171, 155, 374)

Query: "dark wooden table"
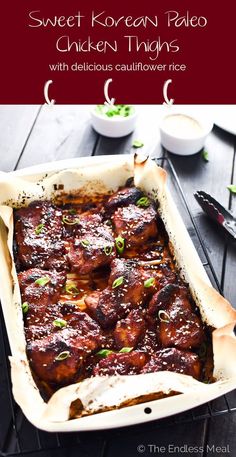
(0, 105, 236, 457)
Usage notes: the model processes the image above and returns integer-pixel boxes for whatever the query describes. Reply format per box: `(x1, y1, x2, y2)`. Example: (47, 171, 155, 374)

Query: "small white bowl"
(91, 106, 138, 138)
(159, 111, 213, 156)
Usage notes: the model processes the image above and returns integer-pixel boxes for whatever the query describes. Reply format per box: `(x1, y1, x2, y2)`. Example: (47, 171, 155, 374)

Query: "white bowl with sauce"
(91, 104, 138, 138)
(160, 112, 213, 155)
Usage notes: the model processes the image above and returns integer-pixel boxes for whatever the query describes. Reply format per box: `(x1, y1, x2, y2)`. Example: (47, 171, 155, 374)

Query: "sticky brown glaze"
(148, 284, 205, 350)
(137, 314, 162, 354)
(68, 233, 115, 274)
(114, 309, 146, 350)
(93, 351, 149, 376)
(14, 201, 67, 270)
(24, 303, 63, 341)
(67, 214, 116, 274)
(18, 268, 66, 342)
(27, 311, 104, 385)
(142, 348, 201, 380)
(85, 259, 155, 328)
(14, 186, 213, 395)
(18, 268, 66, 307)
(107, 259, 156, 306)
(148, 264, 177, 291)
(62, 212, 102, 238)
(112, 204, 158, 248)
(104, 187, 143, 213)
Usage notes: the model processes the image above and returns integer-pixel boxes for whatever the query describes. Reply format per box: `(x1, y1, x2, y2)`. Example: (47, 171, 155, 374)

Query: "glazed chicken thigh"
(14, 201, 67, 271)
(112, 204, 158, 248)
(14, 185, 211, 396)
(148, 284, 205, 350)
(85, 258, 155, 328)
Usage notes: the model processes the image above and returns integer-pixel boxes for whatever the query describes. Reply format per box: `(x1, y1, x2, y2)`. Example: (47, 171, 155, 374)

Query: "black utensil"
(194, 190, 236, 239)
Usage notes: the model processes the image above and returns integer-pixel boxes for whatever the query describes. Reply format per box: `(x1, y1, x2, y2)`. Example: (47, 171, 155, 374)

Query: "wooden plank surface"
(204, 412, 236, 455)
(168, 127, 234, 216)
(0, 315, 16, 452)
(0, 105, 40, 172)
(105, 420, 207, 457)
(0, 105, 236, 457)
(94, 105, 163, 157)
(222, 133, 236, 304)
(167, 126, 236, 295)
(16, 105, 97, 169)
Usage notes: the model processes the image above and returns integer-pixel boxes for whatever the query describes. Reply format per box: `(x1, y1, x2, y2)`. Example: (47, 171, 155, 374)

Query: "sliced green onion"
(53, 318, 67, 328)
(112, 276, 124, 289)
(95, 104, 134, 118)
(35, 223, 44, 235)
(104, 245, 113, 256)
(202, 150, 209, 162)
(65, 283, 79, 295)
(81, 239, 90, 247)
(62, 216, 80, 225)
(132, 140, 144, 149)
(136, 196, 150, 208)
(96, 349, 114, 358)
(158, 310, 170, 323)
(144, 277, 155, 288)
(68, 208, 77, 215)
(35, 276, 50, 286)
(227, 184, 236, 194)
(55, 351, 70, 361)
(107, 110, 116, 118)
(22, 302, 29, 314)
(119, 347, 133, 353)
(115, 236, 125, 254)
(119, 105, 134, 117)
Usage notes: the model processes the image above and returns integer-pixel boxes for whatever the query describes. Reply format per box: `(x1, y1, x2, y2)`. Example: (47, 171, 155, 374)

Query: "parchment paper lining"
(0, 155, 236, 432)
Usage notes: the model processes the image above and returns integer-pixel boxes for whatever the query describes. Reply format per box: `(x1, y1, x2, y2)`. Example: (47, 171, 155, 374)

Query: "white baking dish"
(0, 154, 236, 432)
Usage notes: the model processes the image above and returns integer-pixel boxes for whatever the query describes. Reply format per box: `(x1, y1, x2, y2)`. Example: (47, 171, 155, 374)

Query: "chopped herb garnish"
(53, 318, 67, 328)
(158, 310, 170, 323)
(68, 208, 77, 215)
(119, 347, 133, 353)
(227, 185, 236, 194)
(55, 351, 70, 361)
(104, 245, 113, 256)
(132, 140, 144, 149)
(115, 236, 125, 254)
(136, 196, 150, 207)
(144, 277, 155, 288)
(65, 283, 79, 295)
(35, 223, 44, 235)
(62, 216, 80, 225)
(95, 104, 134, 118)
(112, 276, 124, 289)
(96, 349, 114, 358)
(35, 276, 50, 286)
(81, 239, 90, 247)
(202, 150, 209, 162)
(22, 302, 29, 314)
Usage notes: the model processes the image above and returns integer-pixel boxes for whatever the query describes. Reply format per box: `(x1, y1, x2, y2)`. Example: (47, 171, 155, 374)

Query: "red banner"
(1, 0, 235, 104)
